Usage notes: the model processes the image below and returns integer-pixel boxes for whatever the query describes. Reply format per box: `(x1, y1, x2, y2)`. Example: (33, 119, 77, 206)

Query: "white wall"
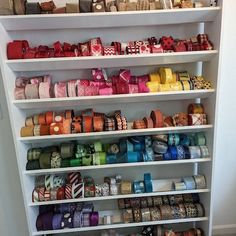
(0, 1, 236, 235)
(0, 76, 29, 236)
(212, 0, 236, 234)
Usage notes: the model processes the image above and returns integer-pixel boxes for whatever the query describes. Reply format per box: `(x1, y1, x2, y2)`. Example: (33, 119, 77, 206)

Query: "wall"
(212, 0, 236, 234)
(0, 76, 29, 236)
(0, 1, 236, 235)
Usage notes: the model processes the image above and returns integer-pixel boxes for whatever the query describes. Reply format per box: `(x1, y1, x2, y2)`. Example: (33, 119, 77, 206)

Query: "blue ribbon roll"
(116, 153, 126, 163)
(143, 147, 154, 162)
(120, 139, 134, 153)
(144, 180, 153, 193)
(106, 154, 117, 164)
(179, 134, 191, 146)
(133, 181, 145, 194)
(168, 134, 180, 146)
(182, 176, 196, 190)
(126, 152, 139, 163)
(183, 146, 191, 159)
(176, 145, 185, 160)
(169, 146, 178, 160)
(152, 141, 168, 154)
(144, 173, 152, 180)
(163, 150, 172, 161)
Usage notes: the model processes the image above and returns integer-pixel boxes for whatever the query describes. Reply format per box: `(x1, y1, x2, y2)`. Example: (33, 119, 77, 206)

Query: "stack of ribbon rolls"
(14, 68, 212, 100)
(20, 109, 127, 137)
(26, 133, 210, 170)
(7, 34, 213, 60)
(36, 202, 99, 231)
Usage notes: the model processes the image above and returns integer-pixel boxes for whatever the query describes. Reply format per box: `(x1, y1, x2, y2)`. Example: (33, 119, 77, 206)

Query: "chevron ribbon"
(67, 172, 81, 185)
(45, 174, 51, 190)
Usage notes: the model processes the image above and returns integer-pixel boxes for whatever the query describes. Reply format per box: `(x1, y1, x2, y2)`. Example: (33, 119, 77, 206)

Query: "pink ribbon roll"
(54, 82, 67, 98)
(39, 82, 51, 99)
(90, 212, 99, 226)
(67, 80, 77, 97)
(99, 87, 113, 95)
(14, 87, 26, 100)
(25, 84, 39, 99)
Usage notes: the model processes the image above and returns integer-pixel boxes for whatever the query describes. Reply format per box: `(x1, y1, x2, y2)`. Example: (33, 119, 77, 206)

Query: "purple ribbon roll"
(55, 203, 77, 214)
(82, 203, 94, 213)
(82, 212, 90, 227)
(39, 205, 54, 214)
(42, 212, 54, 230)
(73, 211, 83, 228)
(90, 212, 99, 226)
(36, 214, 44, 231)
(52, 214, 63, 230)
(61, 213, 73, 229)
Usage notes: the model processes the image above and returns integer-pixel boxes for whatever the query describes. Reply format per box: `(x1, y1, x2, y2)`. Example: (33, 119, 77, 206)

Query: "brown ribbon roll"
(150, 110, 164, 128)
(25, 117, 34, 127)
(20, 126, 34, 137)
(143, 117, 154, 128)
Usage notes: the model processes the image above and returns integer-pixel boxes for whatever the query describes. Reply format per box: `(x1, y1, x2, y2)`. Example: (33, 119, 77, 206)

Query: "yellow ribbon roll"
(158, 83, 171, 92)
(181, 81, 191, 90)
(149, 72, 161, 83)
(146, 81, 159, 92)
(169, 81, 182, 91)
(159, 67, 174, 84)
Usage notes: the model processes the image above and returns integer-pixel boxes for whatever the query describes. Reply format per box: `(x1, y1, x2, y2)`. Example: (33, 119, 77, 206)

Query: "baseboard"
(213, 224, 236, 235)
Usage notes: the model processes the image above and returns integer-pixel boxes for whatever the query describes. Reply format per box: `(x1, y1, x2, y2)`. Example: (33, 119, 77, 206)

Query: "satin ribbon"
(182, 176, 196, 190)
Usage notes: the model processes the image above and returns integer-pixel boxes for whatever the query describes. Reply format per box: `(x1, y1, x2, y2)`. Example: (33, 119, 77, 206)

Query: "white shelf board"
(0, 7, 220, 31)
(29, 189, 210, 207)
(18, 125, 213, 144)
(24, 158, 211, 176)
(13, 89, 215, 110)
(5, 51, 218, 72)
(32, 217, 208, 235)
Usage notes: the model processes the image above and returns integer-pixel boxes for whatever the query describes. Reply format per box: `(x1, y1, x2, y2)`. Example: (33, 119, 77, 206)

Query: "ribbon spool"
(168, 134, 180, 146)
(193, 175, 206, 189)
(152, 141, 168, 154)
(182, 176, 196, 190)
(159, 67, 174, 84)
(189, 146, 202, 159)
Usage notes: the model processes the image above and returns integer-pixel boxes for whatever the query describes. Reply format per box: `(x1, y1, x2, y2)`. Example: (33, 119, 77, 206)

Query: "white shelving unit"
(0, 2, 223, 236)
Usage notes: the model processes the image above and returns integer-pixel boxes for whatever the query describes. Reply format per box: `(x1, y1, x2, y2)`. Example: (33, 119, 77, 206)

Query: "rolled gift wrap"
(39, 152, 51, 169)
(189, 146, 201, 159)
(14, 87, 26, 100)
(25, 84, 39, 99)
(168, 134, 180, 146)
(182, 176, 196, 190)
(26, 160, 40, 170)
(150, 110, 164, 128)
(193, 175, 206, 189)
(20, 126, 34, 137)
(61, 213, 73, 229)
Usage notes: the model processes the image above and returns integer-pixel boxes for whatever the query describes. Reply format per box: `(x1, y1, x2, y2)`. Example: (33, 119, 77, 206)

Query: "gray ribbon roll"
(152, 141, 168, 154)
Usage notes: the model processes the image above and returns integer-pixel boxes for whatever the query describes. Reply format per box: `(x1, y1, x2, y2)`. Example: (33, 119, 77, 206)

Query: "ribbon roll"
(174, 182, 187, 191)
(194, 133, 206, 146)
(149, 72, 161, 83)
(150, 110, 164, 128)
(52, 214, 63, 230)
(152, 141, 168, 154)
(169, 81, 183, 91)
(169, 146, 178, 160)
(61, 143, 74, 159)
(179, 134, 191, 146)
(159, 67, 174, 84)
(176, 145, 185, 159)
(200, 145, 210, 157)
(182, 176, 196, 190)
(25, 84, 39, 99)
(61, 213, 73, 229)
(133, 181, 145, 194)
(189, 146, 201, 159)
(193, 175, 206, 189)
(168, 134, 180, 146)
